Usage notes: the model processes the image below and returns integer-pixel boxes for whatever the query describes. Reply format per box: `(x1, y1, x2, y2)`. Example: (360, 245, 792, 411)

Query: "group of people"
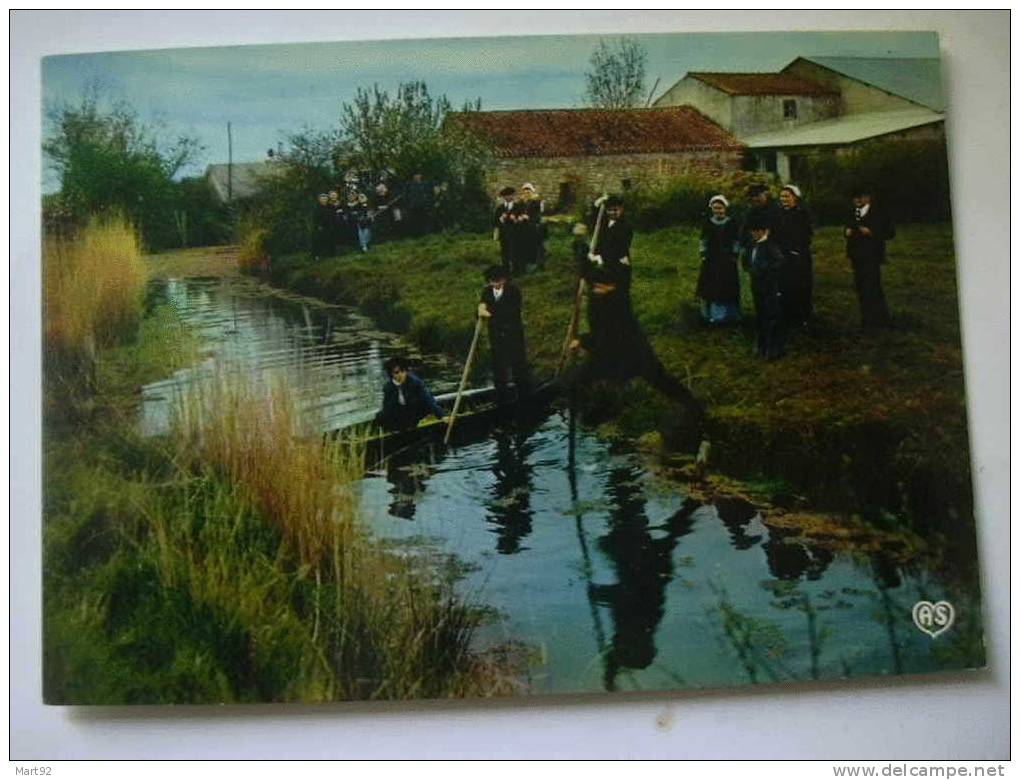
(311, 170, 440, 258)
(379, 182, 896, 434)
(492, 183, 547, 276)
(696, 182, 895, 360)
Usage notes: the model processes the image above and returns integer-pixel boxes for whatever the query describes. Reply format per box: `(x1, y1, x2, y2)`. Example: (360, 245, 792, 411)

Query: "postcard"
(39, 27, 985, 706)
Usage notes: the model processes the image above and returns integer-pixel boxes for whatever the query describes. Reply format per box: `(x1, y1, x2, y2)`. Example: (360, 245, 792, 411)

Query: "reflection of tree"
(485, 429, 535, 555)
(763, 580, 853, 680)
(763, 526, 835, 581)
(591, 466, 696, 690)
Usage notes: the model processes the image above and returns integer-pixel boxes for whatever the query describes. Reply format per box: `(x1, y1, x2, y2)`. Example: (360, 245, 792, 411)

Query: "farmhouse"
(449, 107, 744, 209)
(204, 161, 278, 203)
(654, 56, 945, 182)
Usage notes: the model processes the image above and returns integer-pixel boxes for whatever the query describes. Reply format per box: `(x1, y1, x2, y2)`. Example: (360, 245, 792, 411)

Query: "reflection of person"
(773, 184, 814, 325)
(572, 196, 705, 423)
(486, 429, 535, 554)
(478, 265, 532, 402)
(845, 187, 895, 330)
(745, 218, 787, 361)
(377, 356, 447, 431)
(590, 467, 696, 689)
(696, 195, 741, 325)
(763, 526, 834, 581)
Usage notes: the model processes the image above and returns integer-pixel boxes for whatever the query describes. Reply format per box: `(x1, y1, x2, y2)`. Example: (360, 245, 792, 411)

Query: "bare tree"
(583, 37, 648, 109)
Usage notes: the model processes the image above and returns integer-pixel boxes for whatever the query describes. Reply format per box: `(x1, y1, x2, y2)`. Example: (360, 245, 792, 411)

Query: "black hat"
(384, 355, 409, 373)
(605, 194, 624, 208)
(484, 265, 509, 282)
(499, 186, 515, 197)
(747, 183, 768, 197)
(850, 184, 872, 197)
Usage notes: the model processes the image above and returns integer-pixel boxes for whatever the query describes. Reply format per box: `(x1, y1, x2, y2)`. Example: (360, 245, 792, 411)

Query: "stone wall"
(487, 150, 744, 210)
(655, 78, 733, 130)
(731, 93, 840, 137)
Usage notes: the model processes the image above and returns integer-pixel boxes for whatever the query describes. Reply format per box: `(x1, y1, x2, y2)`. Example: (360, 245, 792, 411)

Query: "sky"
(41, 30, 940, 188)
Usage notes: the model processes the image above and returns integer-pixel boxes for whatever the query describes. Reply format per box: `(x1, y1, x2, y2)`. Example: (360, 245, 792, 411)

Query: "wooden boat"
(334, 380, 561, 460)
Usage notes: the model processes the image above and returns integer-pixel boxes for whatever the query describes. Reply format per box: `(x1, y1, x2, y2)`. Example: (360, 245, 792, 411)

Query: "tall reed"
(43, 216, 146, 357)
(171, 370, 515, 699)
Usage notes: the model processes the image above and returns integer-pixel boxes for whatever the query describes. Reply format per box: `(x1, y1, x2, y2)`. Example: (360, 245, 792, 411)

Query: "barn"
(448, 107, 744, 209)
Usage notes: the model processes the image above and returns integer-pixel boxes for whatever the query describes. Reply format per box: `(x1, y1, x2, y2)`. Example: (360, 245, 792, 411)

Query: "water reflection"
(145, 275, 982, 695)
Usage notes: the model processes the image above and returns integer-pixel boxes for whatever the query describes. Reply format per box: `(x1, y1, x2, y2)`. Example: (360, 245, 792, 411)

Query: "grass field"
(267, 222, 973, 533)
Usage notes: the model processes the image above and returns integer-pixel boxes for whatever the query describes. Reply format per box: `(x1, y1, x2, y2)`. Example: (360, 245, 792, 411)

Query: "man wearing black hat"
(574, 195, 705, 424)
(478, 264, 532, 402)
(745, 217, 788, 360)
(845, 187, 895, 330)
(493, 187, 521, 275)
(739, 183, 780, 264)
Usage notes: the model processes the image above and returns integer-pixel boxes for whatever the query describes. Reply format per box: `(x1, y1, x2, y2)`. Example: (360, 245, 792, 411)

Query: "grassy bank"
(44, 227, 515, 703)
(267, 223, 973, 541)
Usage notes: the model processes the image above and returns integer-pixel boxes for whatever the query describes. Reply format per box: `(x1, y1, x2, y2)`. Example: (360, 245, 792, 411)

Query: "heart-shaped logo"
(912, 600, 955, 638)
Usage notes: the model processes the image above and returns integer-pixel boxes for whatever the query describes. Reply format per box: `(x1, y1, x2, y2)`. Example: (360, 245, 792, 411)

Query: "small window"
(783, 99, 798, 119)
(621, 178, 633, 191)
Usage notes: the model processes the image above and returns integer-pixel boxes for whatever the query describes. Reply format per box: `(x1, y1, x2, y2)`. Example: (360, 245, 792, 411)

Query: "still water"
(144, 276, 980, 694)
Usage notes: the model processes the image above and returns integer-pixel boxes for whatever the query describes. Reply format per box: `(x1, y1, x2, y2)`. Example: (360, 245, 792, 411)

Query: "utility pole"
(227, 121, 233, 201)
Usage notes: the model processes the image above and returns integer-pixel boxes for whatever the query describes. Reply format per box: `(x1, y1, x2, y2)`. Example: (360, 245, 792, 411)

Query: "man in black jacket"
(845, 187, 895, 330)
(377, 356, 447, 431)
(745, 217, 788, 360)
(492, 187, 520, 275)
(573, 196, 704, 423)
(478, 265, 532, 402)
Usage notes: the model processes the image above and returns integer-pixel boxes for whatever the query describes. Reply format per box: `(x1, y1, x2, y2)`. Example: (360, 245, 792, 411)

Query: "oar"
(444, 316, 484, 445)
(555, 195, 607, 378)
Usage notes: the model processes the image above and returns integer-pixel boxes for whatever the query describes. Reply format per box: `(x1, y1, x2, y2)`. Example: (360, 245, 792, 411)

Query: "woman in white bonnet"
(774, 183, 814, 325)
(696, 194, 742, 324)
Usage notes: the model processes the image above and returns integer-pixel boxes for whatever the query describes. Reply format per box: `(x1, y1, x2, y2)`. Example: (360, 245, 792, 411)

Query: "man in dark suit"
(478, 265, 532, 402)
(377, 356, 447, 431)
(572, 196, 704, 426)
(492, 187, 520, 275)
(845, 187, 896, 329)
(739, 183, 781, 264)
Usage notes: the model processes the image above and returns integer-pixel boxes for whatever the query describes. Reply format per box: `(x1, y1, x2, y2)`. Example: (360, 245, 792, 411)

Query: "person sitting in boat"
(478, 264, 533, 403)
(378, 356, 448, 431)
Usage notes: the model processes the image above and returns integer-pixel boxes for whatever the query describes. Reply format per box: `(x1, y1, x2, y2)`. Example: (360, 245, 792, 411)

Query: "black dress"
(697, 215, 741, 307)
(773, 205, 814, 323)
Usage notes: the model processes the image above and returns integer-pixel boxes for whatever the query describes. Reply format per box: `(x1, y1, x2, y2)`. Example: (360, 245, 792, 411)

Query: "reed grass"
(43, 216, 146, 357)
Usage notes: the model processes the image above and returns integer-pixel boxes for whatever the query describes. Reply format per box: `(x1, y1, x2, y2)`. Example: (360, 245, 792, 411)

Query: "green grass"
(43, 230, 519, 703)
(268, 222, 973, 528)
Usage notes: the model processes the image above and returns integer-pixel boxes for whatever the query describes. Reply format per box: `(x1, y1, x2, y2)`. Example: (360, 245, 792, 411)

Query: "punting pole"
(444, 317, 484, 445)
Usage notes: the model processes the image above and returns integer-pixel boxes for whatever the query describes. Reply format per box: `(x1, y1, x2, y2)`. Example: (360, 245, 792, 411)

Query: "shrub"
(237, 221, 271, 275)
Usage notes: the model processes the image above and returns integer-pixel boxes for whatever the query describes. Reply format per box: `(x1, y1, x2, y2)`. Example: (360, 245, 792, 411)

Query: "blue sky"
(42, 30, 940, 186)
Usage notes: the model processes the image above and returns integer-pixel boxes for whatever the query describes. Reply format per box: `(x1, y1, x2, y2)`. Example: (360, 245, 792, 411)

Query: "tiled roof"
(447, 107, 743, 158)
(791, 57, 944, 112)
(687, 72, 839, 97)
(204, 161, 278, 202)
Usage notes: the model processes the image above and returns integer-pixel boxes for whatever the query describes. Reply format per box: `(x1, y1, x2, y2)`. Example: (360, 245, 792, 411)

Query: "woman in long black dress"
(773, 184, 814, 325)
(696, 195, 741, 325)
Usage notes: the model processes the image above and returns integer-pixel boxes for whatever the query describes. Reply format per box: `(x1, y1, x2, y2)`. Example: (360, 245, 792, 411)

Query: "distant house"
(204, 161, 278, 203)
(654, 56, 945, 182)
(448, 107, 744, 208)
(652, 72, 841, 137)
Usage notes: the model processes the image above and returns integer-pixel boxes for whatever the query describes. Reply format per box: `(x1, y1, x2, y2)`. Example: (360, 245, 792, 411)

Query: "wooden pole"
(444, 317, 484, 445)
(555, 196, 607, 377)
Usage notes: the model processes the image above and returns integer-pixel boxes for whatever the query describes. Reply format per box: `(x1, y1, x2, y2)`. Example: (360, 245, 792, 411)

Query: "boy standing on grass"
(478, 265, 532, 403)
(745, 217, 788, 361)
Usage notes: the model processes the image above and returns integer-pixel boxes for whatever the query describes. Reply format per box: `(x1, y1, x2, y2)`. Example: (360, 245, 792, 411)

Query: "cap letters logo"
(912, 600, 955, 638)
